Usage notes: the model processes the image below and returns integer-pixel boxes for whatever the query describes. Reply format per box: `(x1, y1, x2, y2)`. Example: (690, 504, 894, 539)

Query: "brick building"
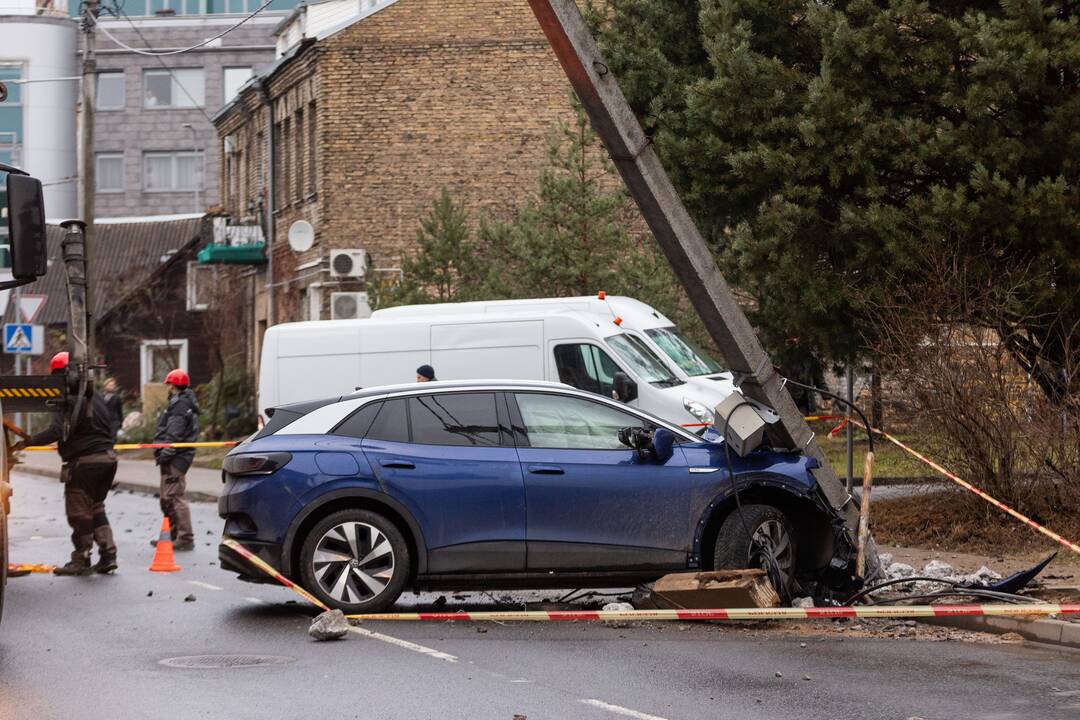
(211, 0, 578, 360)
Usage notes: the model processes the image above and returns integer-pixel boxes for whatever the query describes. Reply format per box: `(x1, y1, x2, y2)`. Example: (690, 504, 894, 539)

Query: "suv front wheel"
(713, 504, 797, 598)
(299, 509, 410, 613)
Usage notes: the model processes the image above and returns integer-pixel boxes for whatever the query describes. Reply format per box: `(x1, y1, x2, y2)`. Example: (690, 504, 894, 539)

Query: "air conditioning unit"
(329, 249, 367, 279)
(331, 292, 372, 320)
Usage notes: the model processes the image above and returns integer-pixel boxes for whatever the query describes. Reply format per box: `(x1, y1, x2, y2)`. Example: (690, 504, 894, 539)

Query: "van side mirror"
(612, 371, 638, 403)
(7, 173, 47, 280)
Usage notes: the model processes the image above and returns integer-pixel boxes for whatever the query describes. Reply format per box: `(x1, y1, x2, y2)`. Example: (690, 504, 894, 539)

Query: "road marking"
(245, 597, 266, 604)
(189, 580, 223, 591)
(348, 626, 458, 663)
(580, 699, 669, 720)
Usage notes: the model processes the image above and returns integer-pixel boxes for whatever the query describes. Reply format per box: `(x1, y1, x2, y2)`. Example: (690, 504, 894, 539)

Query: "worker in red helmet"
(151, 368, 200, 550)
(13, 352, 119, 575)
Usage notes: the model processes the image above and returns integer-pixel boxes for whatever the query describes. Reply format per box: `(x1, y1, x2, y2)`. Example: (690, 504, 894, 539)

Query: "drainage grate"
(159, 654, 296, 669)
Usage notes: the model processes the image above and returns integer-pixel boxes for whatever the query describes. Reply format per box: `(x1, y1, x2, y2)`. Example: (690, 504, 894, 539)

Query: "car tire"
(713, 504, 797, 598)
(299, 509, 410, 613)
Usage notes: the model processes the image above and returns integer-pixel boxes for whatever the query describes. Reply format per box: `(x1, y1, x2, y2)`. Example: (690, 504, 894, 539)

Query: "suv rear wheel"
(713, 504, 796, 598)
(299, 509, 410, 613)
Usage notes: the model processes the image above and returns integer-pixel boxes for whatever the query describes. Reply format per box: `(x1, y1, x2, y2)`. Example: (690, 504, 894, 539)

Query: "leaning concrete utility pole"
(77, 0, 99, 357)
(527, 0, 860, 530)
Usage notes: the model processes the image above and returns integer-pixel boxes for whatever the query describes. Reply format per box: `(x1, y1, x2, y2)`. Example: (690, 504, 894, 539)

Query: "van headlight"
(683, 398, 715, 426)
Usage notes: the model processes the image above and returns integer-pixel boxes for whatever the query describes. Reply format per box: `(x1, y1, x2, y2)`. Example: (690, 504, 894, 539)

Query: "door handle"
(380, 459, 415, 470)
(527, 464, 564, 475)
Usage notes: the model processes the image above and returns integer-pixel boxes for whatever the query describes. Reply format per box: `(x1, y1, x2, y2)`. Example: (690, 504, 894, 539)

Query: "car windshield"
(605, 333, 683, 387)
(646, 326, 725, 377)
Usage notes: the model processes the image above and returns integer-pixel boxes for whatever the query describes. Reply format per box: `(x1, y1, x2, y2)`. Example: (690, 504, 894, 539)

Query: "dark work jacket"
(24, 392, 115, 463)
(154, 388, 200, 473)
(102, 392, 124, 441)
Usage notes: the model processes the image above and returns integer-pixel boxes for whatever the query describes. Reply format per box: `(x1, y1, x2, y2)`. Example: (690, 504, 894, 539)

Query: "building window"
(96, 71, 125, 110)
(294, 108, 304, 200)
(223, 67, 252, 104)
(96, 153, 124, 192)
(144, 151, 203, 192)
(187, 261, 217, 311)
(144, 68, 205, 108)
(140, 339, 189, 387)
(306, 102, 316, 195)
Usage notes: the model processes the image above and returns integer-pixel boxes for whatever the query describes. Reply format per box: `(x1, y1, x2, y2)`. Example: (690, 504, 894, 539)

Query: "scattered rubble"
(309, 609, 350, 641)
(183, 594, 196, 602)
(602, 602, 635, 612)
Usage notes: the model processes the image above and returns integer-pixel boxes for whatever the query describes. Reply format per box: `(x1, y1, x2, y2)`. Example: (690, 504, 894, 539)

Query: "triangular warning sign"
(8, 325, 31, 350)
(18, 294, 46, 323)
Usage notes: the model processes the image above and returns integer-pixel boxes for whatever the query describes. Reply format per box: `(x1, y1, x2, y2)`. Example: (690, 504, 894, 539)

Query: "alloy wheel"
(749, 518, 794, 590)
(311, 521, 395, 605)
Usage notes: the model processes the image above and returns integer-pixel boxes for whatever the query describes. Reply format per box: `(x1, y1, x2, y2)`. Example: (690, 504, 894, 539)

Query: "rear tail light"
(223, 452, 292, 477)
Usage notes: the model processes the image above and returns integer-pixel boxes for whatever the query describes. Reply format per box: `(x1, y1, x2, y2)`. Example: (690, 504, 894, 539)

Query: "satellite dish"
(287, 220, 315, 253)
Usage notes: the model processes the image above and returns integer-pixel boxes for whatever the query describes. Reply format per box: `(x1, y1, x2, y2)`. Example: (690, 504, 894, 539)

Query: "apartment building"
(89, 1, 299, 217)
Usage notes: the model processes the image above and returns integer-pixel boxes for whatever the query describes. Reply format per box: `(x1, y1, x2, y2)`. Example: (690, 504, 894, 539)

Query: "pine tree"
(594, 0, 1080, 401)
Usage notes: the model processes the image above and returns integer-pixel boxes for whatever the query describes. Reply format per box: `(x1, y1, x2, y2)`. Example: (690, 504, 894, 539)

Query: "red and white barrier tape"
(344, 604, 1079, 622)
(222, 538, 329, 611)
(21, 441, 239, 452)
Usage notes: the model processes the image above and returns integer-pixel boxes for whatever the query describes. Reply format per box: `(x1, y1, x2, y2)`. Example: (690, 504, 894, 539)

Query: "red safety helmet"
(49, 351, 69, 372)
(164, 368, 190, 387)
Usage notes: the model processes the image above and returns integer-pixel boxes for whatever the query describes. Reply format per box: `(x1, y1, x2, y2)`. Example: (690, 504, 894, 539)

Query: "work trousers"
(61, 452, 118, 562)
(159, 464, 194, 545)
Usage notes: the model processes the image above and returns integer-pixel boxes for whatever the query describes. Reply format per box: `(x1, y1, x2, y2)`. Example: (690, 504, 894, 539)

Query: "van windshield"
(645, 326, 725, 377)
(606, 333, 683, 387)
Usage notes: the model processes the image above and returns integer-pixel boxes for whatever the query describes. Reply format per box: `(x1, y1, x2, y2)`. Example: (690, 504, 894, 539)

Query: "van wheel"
(299, 509, 410, 613)
(713, 504, 796, 598)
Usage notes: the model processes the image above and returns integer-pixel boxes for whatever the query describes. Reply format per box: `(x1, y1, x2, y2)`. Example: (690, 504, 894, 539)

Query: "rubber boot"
(94, 552, 118, 574)
(54, 552, 94, 577)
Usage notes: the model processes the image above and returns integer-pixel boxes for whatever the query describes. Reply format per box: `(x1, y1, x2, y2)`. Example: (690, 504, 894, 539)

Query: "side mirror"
(612, 371, 638, 403)
(8, 173, 47, 280)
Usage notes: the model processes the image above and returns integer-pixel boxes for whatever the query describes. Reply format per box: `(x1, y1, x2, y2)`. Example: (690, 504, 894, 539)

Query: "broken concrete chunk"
(792, 597, 814, 609)
(309, 609, 350, 641)
(183, 594, 196, 602)
(886, 562, 916, 579)
(922, 560, 954, 578)
(878, 553, 893, 568)
(602, 602, 635, 612)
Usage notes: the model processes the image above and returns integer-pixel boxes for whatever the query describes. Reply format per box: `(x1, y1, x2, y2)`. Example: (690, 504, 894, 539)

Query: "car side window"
(409, 393, 501, 447)
(514, 393, 646, 450)
(553, 343, 620, 397)
(330, 401, 383, 439)
(365, 398, 410, 443)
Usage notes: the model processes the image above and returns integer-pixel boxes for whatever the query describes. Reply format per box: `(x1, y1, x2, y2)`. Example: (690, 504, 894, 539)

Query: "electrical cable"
(719, 400, 793, 606)
(843, 576, 958, 605)
(782, 376, 875, 454)
(871, 590, 1037, 605)
(90, 0, 275, 56)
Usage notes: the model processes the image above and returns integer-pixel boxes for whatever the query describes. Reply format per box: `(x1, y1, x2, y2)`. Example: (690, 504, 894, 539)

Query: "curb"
(921, 614, 1080, 649)
(15, 464, 219, 503)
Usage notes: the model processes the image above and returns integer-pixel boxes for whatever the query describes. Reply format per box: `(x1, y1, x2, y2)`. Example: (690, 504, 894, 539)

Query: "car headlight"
(683, 398, 715, 426)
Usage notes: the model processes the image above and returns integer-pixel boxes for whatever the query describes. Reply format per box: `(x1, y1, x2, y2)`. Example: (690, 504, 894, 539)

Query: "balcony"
(197, 218, 266, 265)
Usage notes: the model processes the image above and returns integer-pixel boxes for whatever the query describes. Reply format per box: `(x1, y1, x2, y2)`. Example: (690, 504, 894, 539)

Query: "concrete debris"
(885, 562, 916, 579)
(184, 594, 196, 602)
(878, 553, 893, 568)
(792, 597, 814, 608)
(650, 570, 780, 610)
(309, 609, 350, 641)
(922, 560, 954, 578)
(602, 602, 635, 612)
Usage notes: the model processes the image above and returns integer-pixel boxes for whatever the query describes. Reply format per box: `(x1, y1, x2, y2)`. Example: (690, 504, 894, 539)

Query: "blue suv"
(218, 381, 845, 611)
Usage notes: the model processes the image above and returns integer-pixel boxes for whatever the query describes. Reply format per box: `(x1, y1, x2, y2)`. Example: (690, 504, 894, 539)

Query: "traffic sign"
(3, 323, 43, 355)
(17, 294, 46, 324)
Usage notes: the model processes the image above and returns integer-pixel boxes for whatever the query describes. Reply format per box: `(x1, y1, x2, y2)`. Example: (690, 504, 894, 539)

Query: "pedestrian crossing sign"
(4, 323, 41, 355)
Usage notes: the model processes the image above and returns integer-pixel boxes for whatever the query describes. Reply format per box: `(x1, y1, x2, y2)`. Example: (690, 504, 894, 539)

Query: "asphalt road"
(2, 471, 1078, 720)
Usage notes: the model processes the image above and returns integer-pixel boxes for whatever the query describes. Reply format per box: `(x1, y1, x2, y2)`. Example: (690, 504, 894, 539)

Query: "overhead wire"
(91, 0, 275, 57)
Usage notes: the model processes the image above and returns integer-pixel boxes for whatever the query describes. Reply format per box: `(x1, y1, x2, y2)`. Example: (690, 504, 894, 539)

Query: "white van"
(373, 295, 732, 424)
(258, 310, 734, 427)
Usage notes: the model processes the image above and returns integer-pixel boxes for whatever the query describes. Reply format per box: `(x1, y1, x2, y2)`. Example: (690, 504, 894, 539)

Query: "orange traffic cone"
(149, 517, 182, 573)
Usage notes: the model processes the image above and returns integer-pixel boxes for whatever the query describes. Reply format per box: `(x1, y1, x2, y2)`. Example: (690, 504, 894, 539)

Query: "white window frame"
(143, 67, 205, 109)
(96, 71, 125, 110)
(96, 152, 125, 192)
(140, 339, 189, 387)
(186, 261, 217, 311)
(143, 150, 203, 192)
(222, 66, 253, 104)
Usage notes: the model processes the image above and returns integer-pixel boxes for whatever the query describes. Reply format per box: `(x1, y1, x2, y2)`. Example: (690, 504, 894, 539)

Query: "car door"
(361, 393, 526, 574)
(509, 391, 690, 571)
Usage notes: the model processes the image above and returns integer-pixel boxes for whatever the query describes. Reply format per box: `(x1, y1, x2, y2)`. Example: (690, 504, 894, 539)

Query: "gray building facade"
(89, 8, 296, 218)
